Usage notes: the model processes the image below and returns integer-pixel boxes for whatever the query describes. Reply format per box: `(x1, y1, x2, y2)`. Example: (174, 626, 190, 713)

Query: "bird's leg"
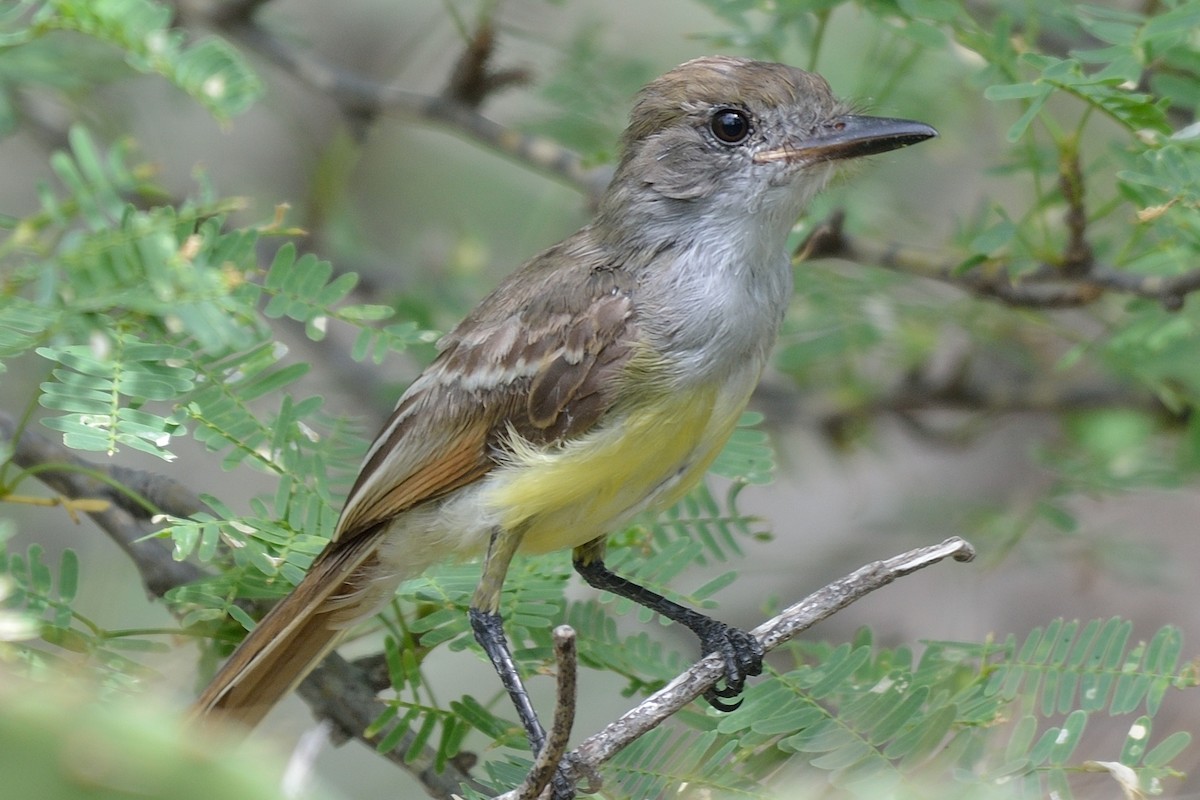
(573, 537, 763, 711)
(470, 526, 575, 799)
(470, 525, 544, 749)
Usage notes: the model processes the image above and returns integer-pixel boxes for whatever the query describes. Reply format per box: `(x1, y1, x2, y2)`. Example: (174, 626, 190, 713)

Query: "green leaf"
(968, 219, 1017, 254)
(1047, 710, 1088, 764)
(1143, 730, 1191, 769)
(35, 0, 262, 119)
(1119, 715, 1153, 765)
(56, 549, 78, 604)
(710, 411, 775, 484)
(984, 82, 1047, 100)
(1004, 85, 1052, 142)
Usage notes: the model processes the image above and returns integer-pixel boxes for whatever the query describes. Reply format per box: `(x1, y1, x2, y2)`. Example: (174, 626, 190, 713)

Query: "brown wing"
(334, 229, 640, 542)
(195, 230, 643, 730)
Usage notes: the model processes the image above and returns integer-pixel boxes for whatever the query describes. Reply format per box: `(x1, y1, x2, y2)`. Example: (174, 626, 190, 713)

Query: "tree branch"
(441, 18, 532, 110)
(803, 365, 1173, 449)
(0, 409, 980, 800)
(0, 410, 207, 598)
(297, 653, 484, 800)
(798, 210, 1200, 310)
(495, 537, 977, 799)
(1057, 143, 1093, 276)
(516, 625, 582, 800)
(0, 408, 486, 799)
(178, 0, 608, 201)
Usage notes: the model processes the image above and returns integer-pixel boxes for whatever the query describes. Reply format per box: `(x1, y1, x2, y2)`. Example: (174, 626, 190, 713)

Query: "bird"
(193, 54, 935, 774)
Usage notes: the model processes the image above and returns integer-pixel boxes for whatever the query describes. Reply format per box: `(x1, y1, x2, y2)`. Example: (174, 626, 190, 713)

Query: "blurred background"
(3, 1, 1199, 798)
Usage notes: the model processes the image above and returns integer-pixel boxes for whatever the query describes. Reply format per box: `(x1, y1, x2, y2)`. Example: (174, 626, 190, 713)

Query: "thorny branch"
(1058, 144, 1092, 276)
(441, 18, 532, 110)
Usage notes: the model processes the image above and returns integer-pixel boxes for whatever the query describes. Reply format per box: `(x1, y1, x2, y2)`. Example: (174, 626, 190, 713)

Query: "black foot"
(549, 767, 573, 800)
(572, 550, 764, 713)
(695, 620, 763, 711)
(469, 609, 582, 797)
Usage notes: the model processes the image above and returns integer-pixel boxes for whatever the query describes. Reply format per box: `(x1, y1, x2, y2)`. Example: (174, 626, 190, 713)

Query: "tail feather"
(192, 533, 386, 730)
(193, 602, 345, 730)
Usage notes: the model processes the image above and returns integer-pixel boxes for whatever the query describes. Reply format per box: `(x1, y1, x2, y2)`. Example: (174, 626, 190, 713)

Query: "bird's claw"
(697, 622, 763, 711)
(549, 765, 574, 800)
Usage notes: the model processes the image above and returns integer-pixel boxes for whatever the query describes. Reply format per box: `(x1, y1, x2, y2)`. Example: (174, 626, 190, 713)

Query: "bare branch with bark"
(494, 538, 977, 800)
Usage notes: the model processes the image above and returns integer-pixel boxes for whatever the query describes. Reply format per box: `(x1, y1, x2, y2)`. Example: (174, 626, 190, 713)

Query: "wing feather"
(197, 230, 647, 729)
(335, 231, 640, 543)
(335, 413, 494, 538)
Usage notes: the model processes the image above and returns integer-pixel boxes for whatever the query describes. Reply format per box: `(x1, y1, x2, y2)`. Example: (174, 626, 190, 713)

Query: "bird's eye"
(710, 108, 751, 144)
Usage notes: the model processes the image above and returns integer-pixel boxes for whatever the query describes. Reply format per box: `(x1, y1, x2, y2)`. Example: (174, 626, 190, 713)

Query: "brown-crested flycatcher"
(193, 54, 936, 772)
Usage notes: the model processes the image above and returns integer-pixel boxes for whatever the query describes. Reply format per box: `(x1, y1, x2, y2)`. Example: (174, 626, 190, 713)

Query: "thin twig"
(1058, 143, 1093, 276)
(784, 366, 1174, 448)
(441, 17, 531, 110)
(517, 625, 580, 800)
(280, 720, 332, 800)
(492, 537, 976, 799)
(196, 9, 607, 201)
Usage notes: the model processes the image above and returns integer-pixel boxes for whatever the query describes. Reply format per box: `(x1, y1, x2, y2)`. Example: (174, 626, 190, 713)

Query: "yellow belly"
(485, 372, 756, 554)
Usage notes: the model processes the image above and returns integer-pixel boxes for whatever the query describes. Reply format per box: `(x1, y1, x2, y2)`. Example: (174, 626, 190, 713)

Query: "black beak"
(754, 115, 937, 165)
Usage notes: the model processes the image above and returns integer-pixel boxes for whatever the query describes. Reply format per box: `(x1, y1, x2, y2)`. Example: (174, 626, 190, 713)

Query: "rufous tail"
(192, 537, 382, 731)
